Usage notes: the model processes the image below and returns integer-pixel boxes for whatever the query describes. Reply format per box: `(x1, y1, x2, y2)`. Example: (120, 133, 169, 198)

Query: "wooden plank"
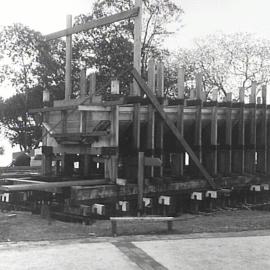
(137, 152, 144, 214)
(238, 87, 245, 174)
(147, 59, 155, 177)
(156, 62, 164, 97)
(172, 67, 185, 176)
(65, 15, 72, 100)
(211, 105, 218, 175)
(109, 105, 119, 182)
(177, 67, 185, 99)
(79, 111, 87, 133)
(194, 102, 202, 162)
(249, 82, 257, 173)
(133, 104, 141, 150)
(144, 157, 162, 167)
(52, 131, 109, 138)
(132, 68, 216, 189)
(80, 69, 87, 97)
(89, 73, 96, 101)
(29, 106, 77, 113)
(61, 110, 67, 134)
(261, 85, 267, 173)
(45, 8, 140, 41)
(132, 1, 142, 96)
(0, 179, 109, 192)
(110, 216, 174, 221)
(156, 62, 164, 176)
(225, 93, 232, 174)
(195, 73, 203, 100)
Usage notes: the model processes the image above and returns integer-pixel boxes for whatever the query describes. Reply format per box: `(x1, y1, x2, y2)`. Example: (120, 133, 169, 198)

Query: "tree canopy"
(174, 33, 270, 100)
(72, 0, 183, 94)
(0, 24, 65, 151)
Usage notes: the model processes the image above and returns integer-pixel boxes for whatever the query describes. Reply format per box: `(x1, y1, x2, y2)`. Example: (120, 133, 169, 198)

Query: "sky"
(0, 0, 270, 165)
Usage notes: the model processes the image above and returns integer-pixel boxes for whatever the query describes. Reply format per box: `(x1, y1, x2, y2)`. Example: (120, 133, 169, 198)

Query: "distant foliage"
(0, 24, 65, 151)
(174, 33, 270, 100)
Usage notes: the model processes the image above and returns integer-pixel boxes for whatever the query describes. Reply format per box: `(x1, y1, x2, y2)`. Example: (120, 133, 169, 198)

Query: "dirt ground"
(2, 208, 270, 242)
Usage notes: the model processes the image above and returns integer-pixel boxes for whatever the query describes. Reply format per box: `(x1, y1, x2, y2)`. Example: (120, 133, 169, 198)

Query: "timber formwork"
(3, 0, 270, 217)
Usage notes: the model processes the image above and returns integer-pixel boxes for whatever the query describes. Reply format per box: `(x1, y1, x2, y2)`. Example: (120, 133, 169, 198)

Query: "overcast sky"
(0, 0, 270, 48)
(0, 0, 270, 165)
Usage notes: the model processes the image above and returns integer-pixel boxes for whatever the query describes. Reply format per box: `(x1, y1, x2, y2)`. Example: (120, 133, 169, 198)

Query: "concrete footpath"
(1, 230, 270, 270)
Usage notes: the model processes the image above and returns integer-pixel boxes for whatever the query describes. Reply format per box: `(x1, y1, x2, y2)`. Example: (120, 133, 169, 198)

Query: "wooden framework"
(24, 2, 270, 209)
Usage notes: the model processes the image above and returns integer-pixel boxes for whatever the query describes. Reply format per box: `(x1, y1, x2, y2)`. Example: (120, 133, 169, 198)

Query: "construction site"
(1, 0, 270, 235)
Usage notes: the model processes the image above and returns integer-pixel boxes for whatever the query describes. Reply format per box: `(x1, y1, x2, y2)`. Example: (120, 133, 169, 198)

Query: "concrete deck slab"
(1, 242, 140, 270)
(134, 235, 270, 270)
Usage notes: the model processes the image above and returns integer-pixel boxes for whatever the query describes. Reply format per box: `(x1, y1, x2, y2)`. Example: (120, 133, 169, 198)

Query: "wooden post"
(172, 67, 185, 176)
(132, 0, 142, 96)
(245, 82, 256, 174)
(225, 92, 232, 174)
(133, 104, 141, 150)
(42, 112, 52, 176)
(210, 89, 218, 175)
(261, 85, 268, 174)
(88, 73, 96, 101)
(65, 15, 72, 100)
(146, 59, 155, 177)
(132, 68, 216, 189)
(238, 87, 245, 174)
(111, 79, 120, 94)
(80, 69, 87, 97)
(194, 73, 203, 175)
(195, 73, 203, 100)
(132, 0, 142, 154)
(137, 152, 144, 215)
(156, 62, 164, 176)
(110, 105, 119, 182)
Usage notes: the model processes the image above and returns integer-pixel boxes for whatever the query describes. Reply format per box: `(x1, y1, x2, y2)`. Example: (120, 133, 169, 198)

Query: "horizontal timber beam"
(132, 68, 217, 190)
(0, 179, 109, 192)
(45, 7, 140, 41)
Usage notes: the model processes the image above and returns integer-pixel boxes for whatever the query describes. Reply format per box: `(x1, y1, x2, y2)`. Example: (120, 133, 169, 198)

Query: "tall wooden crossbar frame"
(43, 0, 215, 190)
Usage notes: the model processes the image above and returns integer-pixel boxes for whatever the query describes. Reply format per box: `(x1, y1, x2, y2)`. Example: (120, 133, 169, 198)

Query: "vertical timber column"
(89, 73, 96, 101)
(132, 0, 142, 153)
(245, 82, 257, 174)
(172, 67, 185, 177)
(210, 89, 218, 175)
(79, 69, 87, 133)
(137, 152, 144, 215)
(194, 73, 203, 175)
(109, 105, 119, 182)
(225, 93, 232, 175)
(156, 62, 164, 176)
(60, 110, 69, 175)
(238, 87, 245, 174)
(42, 112, 52, 176)
(146, 59, 155, 177)
(80, 69, 87, 98)
(65, 15, 72, 100)
(79, 69, 88, 176)
(258, 85, 268, 174)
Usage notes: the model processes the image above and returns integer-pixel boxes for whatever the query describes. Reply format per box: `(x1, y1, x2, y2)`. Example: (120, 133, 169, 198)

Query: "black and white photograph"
(0, 0, 270, 269)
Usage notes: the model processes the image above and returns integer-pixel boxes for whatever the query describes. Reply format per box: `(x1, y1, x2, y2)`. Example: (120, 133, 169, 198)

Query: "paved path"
(1, 231, 270, 269)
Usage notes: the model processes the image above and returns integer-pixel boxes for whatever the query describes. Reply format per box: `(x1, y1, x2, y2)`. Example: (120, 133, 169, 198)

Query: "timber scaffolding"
(1, 0, 270, 217)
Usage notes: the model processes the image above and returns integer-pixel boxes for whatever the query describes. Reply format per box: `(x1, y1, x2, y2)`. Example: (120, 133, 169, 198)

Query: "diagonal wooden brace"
(132, 68, 217, 190)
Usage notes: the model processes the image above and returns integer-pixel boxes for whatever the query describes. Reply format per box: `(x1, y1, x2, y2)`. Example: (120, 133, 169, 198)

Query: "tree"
(0, 90, 42, 152)
(0, 24, 65, 151)
(72, 0, 183, 95)
(175, 33, 270, 100)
